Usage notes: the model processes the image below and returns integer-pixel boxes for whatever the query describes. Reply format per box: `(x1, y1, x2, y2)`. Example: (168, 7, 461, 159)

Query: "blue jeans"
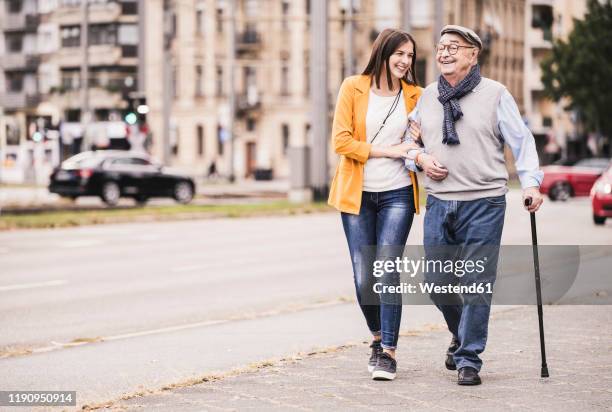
(423, 194, 506, 371)
(341, 186, 415, 350)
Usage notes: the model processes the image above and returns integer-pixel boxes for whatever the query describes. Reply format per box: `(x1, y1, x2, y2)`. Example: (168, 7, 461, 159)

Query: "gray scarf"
(437, 64, 482, 145)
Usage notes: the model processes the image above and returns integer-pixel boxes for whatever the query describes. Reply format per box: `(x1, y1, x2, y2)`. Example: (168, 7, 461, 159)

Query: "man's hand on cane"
(523, 187, 544, 212)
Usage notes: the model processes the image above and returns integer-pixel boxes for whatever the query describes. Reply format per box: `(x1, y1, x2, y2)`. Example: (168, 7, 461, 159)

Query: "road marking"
(58, 240, 104, 248)
(0, 280, 67, 292)
(2, 298, 353, 359)
(133, 234, 162, 241)
(171, 265, 205, 273)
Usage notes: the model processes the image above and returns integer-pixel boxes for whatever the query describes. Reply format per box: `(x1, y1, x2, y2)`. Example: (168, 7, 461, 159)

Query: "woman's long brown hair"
(362, 28, 418, 89)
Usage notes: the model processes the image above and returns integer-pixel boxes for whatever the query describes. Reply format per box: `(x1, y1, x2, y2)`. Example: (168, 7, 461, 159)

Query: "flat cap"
(440, 25, 483, 49)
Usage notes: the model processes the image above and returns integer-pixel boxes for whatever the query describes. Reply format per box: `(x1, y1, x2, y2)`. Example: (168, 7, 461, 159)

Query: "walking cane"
(524, 197, 549, 378)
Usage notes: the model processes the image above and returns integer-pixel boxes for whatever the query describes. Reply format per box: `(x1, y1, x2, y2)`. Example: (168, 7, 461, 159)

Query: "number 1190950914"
(0, 391, 76, 407)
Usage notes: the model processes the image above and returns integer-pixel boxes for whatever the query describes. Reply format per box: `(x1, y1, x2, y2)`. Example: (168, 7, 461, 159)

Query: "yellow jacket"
(327, 74, 422, 215)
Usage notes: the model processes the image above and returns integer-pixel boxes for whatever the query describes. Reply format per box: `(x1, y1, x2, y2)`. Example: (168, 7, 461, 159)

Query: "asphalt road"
(0, 190, 610, 408)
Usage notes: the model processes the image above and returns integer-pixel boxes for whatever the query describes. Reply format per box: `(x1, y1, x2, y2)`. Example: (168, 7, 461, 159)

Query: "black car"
(49, 151, 196, 206)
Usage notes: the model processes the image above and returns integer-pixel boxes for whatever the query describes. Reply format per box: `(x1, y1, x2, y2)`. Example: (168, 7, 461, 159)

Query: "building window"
(246, 117, 256, 131)
(89, 24, 118, 46)
(170, 125, 179, 156)
(195, 65, 203, 97)
(61, 26, 81, 48)
(6, 33, 23, 53)
(217, 124, 224, 155)
(65, 109, 81, 122)
(196, 8, 204, 35)
(121, 0, 138, 15)
(416, 59, 426, 86)
(172, 65, 178, 98)
(280, 61, 289, 96)
(197, 125, 204, 156)
(216, 66, 223, 96)
(305, 123, 311, 145)
(8, 0, 23, 14)
(216, 7, 223, 33)
(171, 12, 178, 38)
(304, 52, 310, 97)
(281, 123, 290, 155)
(6, 72, 24, 92)
(282, 0, 290, 31)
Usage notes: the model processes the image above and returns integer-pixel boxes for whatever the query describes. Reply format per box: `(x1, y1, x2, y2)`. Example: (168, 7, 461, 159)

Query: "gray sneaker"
(372, 352, 397, 381)
(368, 340, 383, 372)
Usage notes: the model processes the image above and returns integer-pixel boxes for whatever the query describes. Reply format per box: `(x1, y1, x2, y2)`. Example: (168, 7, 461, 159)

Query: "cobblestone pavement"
(108, 305, 612, 411)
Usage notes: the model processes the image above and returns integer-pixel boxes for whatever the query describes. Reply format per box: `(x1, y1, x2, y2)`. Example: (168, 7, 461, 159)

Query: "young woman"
(328, 29, 422, 381)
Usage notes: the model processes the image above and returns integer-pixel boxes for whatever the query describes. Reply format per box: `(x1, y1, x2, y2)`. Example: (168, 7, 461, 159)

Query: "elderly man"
(406, 25, 544, 385)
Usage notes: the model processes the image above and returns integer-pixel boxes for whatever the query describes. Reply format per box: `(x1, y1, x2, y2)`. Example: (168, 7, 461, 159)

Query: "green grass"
(0, 201, 334, 230)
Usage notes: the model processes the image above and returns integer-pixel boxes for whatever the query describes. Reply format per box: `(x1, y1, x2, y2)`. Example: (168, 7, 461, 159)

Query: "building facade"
(0, 0, 141, 183)
(524, 0, 587, 163)
(1, 0, 534, 183)
(146, 0, 527, 181)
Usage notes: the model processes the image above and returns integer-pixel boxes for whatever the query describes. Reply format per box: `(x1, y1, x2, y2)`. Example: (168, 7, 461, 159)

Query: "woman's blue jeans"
(341, 186, 415, 350)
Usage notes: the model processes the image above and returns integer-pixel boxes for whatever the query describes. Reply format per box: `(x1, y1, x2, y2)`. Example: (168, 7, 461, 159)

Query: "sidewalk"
(106, 305, 611, 411)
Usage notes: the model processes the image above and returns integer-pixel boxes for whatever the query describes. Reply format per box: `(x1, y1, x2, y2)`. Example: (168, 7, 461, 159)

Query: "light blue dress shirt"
(405, 88, 544, 189)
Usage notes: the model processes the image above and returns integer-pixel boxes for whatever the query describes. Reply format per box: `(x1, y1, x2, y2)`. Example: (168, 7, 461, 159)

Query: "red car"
(591, 164, 612, 225)
(540, 158, 611, 201)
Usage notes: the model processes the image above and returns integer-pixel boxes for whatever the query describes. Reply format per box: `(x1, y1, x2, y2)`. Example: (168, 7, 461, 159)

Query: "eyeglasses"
(436, 43, 475, 55)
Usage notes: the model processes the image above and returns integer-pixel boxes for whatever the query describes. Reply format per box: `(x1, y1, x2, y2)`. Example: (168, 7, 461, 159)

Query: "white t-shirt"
(363, 89, 412, 192)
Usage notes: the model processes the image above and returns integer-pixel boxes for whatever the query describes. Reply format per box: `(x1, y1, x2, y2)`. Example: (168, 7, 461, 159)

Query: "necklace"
(370, 88, 402, 144)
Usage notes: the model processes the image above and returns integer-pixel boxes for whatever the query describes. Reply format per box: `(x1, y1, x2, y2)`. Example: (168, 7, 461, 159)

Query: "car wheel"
(549, 182, 572, 201)
(134, 195, 148, 206)
(174, 181, 194, 204)
(593, 215, 606, 225)
(101, 181, 120, 206)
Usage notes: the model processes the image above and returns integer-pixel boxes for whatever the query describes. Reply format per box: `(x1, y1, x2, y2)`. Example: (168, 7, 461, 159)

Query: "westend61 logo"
(372, 256, 488, 278)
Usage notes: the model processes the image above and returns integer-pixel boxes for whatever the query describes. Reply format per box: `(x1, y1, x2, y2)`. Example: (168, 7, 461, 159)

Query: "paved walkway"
(105, 305, 611, 411)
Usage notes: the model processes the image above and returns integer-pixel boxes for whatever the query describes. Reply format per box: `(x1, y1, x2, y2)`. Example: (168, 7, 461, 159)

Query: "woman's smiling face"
(387, 41, 414, 80)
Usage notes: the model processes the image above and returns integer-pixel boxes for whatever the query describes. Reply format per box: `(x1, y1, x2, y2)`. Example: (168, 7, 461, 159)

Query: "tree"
(541, 0, 612, 156)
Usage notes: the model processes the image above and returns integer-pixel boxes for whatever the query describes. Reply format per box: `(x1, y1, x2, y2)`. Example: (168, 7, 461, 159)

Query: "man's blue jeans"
(424, 194, 506, 371)
(341, 186, 415, 350)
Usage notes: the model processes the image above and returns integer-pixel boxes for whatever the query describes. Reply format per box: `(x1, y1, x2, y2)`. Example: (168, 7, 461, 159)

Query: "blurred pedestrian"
(327, 28, 422, 381)
(207, 160, 219, 179)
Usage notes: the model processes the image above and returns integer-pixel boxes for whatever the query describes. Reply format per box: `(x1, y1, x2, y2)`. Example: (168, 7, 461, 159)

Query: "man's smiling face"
(436, 33, 479, 82)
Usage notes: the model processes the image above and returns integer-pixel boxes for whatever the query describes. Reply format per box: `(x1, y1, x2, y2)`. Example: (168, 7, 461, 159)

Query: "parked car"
(540, 158, 611, 201)
(49, 151, 195, 206)
(590, 164, 612, 225)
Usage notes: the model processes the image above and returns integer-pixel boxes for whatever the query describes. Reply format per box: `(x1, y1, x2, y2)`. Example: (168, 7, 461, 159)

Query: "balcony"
(0, 92, 40, 110)
(236, 31, 262, 55)
(25, 14, 40, 31)
(56, 45, 122, 67)
(528, 27, 553, 49)
(2, 13, 39, 32)
(236, 93, 261, 118)
(53, 1, 122, 25)
(1, 54, 25, 70)
(0, 53, 39, 71)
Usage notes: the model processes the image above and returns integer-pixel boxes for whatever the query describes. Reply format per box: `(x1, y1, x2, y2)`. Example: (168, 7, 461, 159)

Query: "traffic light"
(124, 111, 138, 125)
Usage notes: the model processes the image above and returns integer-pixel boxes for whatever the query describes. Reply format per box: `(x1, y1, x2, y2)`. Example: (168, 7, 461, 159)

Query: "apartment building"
(146, 0, 527, 181)
(144, 0, 376, 180)
(1, 0, 532, 183)
(524, 0, 587, 162)
(0, 0, 141, 183)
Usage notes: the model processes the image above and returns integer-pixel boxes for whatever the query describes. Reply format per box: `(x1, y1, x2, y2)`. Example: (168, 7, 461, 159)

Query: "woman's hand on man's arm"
(369, 141, 421, 159)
